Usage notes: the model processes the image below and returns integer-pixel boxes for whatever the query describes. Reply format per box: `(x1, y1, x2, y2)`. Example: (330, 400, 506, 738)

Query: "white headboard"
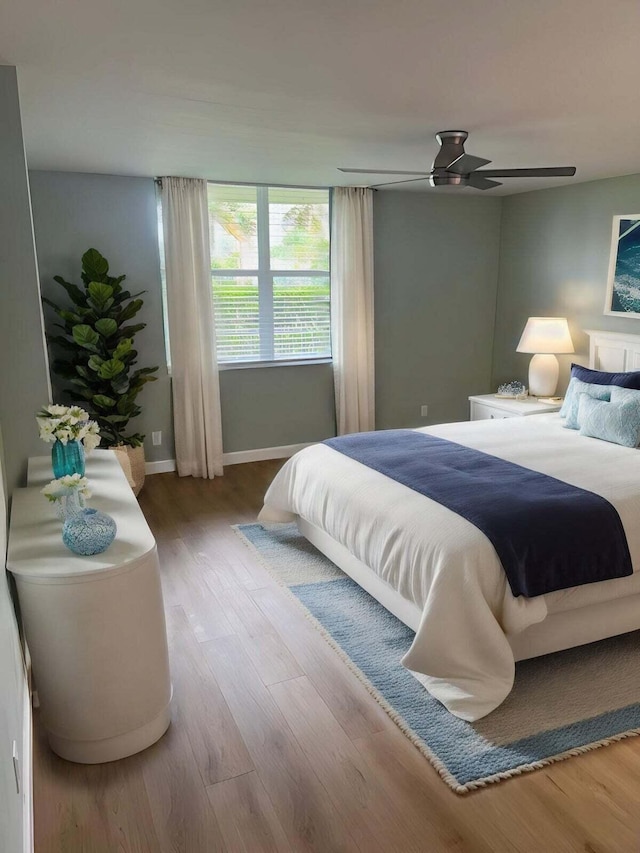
(585, 329, 640, 372)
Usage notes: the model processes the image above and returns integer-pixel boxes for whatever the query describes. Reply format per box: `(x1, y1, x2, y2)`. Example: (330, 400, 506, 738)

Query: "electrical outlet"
(420, 405, 429, 418)
(152, 431, 162, 446)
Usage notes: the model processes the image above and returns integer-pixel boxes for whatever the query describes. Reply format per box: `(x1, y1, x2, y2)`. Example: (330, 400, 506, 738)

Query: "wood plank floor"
(33, 462, 640, 852)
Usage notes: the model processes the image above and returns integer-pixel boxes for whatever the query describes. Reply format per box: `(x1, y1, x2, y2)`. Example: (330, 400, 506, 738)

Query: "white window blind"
(208, 183, 331, 364)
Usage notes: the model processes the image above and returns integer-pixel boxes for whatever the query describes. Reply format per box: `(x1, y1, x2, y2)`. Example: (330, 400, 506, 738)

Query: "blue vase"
(62, 508, 117, 556)
(52, 439, 85, 478)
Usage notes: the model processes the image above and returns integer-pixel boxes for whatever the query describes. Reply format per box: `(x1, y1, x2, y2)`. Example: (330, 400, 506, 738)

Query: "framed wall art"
(605, 215, 640, 317)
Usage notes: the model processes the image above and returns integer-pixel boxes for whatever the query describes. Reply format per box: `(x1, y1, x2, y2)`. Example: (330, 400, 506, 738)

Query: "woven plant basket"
(113, 444, 146, 496)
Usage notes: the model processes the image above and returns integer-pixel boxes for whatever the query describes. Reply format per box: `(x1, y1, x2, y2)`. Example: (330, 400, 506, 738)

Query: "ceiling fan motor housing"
(433, 130, 469, 171)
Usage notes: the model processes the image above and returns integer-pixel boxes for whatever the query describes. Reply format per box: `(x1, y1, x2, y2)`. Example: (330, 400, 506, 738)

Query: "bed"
(259, 330, 640, 721)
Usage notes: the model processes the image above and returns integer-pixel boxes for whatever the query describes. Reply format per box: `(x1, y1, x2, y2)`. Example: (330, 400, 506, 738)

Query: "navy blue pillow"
(570, 363, 640, 389)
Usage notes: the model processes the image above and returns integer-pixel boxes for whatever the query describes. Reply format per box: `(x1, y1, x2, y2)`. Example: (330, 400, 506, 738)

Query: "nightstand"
(469, 394, 563, 421)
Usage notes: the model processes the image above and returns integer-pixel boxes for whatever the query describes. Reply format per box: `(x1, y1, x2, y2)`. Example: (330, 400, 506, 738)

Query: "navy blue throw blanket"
(324, 430, 632, 598)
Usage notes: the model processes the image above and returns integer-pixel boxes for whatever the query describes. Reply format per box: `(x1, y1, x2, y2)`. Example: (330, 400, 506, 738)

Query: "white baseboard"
(223, 442, 312, 466)
(145, 442, 312, 475)
(145, 459, 176, 475)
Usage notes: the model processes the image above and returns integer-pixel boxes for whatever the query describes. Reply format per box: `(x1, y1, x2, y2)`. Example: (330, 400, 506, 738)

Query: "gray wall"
(28, 173, 507, 461)
(28, 170, 337, 457)
(493, 173, 640, 392)
(220, 363, 335, 452)
(28, 171, 174, 463)
(374, 192, 503, 427)
(0, 68, 52, 493)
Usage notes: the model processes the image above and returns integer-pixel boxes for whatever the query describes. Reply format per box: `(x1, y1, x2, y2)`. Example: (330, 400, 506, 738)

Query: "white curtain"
(161, 177, 224, 478)
(331, 187, 375, 435)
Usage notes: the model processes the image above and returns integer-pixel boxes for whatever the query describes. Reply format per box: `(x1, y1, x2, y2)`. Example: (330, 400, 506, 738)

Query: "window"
(208, 184, 331, 365)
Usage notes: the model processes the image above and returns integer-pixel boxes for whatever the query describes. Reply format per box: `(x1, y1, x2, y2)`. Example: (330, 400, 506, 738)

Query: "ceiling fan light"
(429, 173, 467, 188)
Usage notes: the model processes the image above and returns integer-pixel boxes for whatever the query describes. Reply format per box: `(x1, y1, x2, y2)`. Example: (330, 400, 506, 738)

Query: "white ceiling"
(3, 0, 640, 194)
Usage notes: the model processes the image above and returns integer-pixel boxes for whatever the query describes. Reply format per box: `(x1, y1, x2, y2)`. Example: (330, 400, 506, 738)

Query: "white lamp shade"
(516, 317, 574, 355)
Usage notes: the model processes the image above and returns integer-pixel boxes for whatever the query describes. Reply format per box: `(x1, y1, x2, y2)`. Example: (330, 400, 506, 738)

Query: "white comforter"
(259, 415, 640, 720)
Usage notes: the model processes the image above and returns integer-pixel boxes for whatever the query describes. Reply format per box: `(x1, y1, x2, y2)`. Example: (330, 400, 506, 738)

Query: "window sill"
(219, 357, 333, 371)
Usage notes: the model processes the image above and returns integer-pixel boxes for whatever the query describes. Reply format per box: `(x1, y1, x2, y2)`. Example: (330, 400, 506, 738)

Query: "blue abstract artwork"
(606, 215, 640, 317)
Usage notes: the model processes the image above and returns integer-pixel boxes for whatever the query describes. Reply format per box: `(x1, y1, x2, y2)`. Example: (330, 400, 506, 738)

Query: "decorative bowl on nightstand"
(496, 381, 527, 399)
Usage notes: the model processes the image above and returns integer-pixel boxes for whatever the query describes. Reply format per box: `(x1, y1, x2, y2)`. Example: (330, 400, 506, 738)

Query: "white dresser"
(469, 394, 562, 421)
(7, 449, 171, 764)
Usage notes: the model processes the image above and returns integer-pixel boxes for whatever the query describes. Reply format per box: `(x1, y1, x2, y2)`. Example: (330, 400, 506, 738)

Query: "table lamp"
(516, 317, 574, 397)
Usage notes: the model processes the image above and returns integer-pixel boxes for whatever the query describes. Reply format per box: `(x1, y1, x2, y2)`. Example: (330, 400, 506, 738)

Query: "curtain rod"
(154, 177, 376, 191)
(155, 177, 332, 191)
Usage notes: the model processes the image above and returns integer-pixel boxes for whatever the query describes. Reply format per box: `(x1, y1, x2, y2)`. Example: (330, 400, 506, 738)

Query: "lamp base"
(528, 353, 559, 397)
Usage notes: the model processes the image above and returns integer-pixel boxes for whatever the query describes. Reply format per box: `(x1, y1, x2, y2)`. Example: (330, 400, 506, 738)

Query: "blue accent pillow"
(563, 379, 612, 429)
(560, 364, 640, 418)
(578, 393, 640, 448)
(611, 386, 640, 404)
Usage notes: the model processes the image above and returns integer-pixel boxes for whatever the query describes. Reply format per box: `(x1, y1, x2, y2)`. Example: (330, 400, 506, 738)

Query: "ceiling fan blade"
(476, 167, 576, 178)
(370, 176, 431, 188)
(446, 153, 492, 175)
(467, 173, 502, 191)
(337, 168, 430, 175)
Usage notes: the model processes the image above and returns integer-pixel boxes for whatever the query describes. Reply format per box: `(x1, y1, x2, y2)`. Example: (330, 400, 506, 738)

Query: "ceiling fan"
(338, 130, 576, 190)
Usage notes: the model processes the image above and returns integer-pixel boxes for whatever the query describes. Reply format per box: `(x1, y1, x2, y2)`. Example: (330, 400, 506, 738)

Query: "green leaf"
(113, 289, 145, 305)
(107, 275, 130, 302)
(72, 324, 100, 348)
(82, 249, 109, 280)
(95, 318, 118, 337)
(42, 296, 63, 313)
(48, 335, 76, 351)
(53, 276, 86, 306)
(88, 355, 104, 372)
(75, 365, 91, 379)
(113, 338, 133, 360)
(44, 302, 83, 328)
(116, 299, 144, 323)
(102, 414, 130, 424)
(60, 309, 83, 325)
(87, 282, 114, 306)
(108, 275, 127, 296)
(97, 358, 125, 380)
(131, 375, 157, 391)
(116, 397, 137, 415)
(119, 323, 146, 338)
(92, 394, 117, 410)
(69, 376, 89, 389)
(110, 374, 130, 395)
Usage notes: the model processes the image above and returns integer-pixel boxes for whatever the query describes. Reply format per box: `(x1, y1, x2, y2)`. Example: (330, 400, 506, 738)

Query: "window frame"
(210, 183, 332, 369)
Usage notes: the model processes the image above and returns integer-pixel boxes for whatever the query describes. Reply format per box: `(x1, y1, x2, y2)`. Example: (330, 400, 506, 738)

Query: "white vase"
(53, 492, 85, 521)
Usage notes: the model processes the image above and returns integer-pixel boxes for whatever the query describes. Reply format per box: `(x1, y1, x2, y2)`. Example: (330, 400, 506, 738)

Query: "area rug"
(235, 522, 640, 794)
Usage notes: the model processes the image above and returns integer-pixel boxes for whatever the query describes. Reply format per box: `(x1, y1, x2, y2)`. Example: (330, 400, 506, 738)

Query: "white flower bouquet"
(36, 404, 101, 451)
(41, 474, 92, 503)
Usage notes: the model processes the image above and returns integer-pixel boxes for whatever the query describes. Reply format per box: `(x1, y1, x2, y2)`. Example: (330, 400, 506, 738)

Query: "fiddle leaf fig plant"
(43, 248, 159, 448)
